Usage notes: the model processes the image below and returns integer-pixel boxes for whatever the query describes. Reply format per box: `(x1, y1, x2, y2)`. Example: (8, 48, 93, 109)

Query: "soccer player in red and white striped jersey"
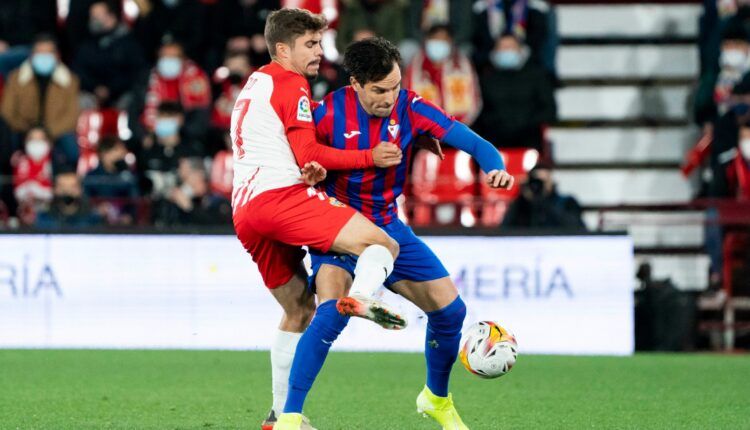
(229, 9, 408, 430)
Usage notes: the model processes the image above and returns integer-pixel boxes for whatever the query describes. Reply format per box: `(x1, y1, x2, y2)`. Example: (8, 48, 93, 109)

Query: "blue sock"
(425, 296, 466, 397)
(284, 300, 349, 413)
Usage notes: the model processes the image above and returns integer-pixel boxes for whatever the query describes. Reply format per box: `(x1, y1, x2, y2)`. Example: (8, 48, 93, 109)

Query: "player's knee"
(376, 235, 399, 259)
(428, 296, 466, 334)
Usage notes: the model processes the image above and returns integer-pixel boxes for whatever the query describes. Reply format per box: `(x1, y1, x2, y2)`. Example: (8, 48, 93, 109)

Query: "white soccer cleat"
(336, 294, 407, 330)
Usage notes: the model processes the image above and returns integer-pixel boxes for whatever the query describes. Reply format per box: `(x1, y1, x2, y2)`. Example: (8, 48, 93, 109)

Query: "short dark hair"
(426, 24, 452, 38)
(97, 135, 122, 155)
(343, 37, 402, 85)
(722, 18, 750, 42)
(157, 101, 183, 116)
(264, 9, 327, 57)
(92, 0, 120, 20)
(32, 33, 58, 49)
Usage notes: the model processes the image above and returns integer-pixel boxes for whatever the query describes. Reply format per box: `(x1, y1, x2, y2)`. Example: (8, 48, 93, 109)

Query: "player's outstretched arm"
(287, 127, 402, 170)
(441, 122, 514, 190)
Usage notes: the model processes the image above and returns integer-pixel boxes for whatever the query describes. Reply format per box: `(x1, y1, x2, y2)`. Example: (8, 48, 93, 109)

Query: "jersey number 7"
(233, 98, 251, 159)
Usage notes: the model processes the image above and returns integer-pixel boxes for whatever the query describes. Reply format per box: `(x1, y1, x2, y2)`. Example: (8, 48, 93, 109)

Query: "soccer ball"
(458, 321, 518, 379)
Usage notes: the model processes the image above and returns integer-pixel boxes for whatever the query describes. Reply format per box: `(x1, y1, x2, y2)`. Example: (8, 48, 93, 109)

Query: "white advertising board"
(0, 234, 634, 355)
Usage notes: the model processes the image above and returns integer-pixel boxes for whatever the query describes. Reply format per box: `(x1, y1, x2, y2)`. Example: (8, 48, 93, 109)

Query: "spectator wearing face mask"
(404, 24, 482, 125)
(35, 171, 102, 229)
(138, 102, 193, 199)
(1, 34, 80, 170)
(11, 127, 54, 220)
(72, 0, 146, 110)
(142, 40, 211, 150)
(695, 19, 750, 128)
(475, 34, 556, 152)
(471, 0, 550, 71)
(0, 0, 57, 78)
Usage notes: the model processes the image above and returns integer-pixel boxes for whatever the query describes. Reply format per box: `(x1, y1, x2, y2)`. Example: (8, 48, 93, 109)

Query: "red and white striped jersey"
(229, 62, 315, 208)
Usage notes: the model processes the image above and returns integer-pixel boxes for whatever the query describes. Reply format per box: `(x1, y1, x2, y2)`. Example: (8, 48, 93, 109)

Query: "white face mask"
(25, 139, 50, 161)
(741, 138, 750, 160)
(721, 49, 749, 70)
(424, 40, 451, 63)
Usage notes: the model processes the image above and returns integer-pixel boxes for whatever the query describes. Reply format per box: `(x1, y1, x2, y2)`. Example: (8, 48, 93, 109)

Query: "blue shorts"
(309, 219, 449, 292)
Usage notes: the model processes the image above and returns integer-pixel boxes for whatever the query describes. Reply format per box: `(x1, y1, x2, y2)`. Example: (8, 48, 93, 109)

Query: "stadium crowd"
(692, 0, 750, 292)
(0, 0, 561, 229)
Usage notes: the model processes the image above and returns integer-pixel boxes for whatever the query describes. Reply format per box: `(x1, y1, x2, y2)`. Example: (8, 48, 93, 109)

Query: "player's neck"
(271, 58, 303, 77)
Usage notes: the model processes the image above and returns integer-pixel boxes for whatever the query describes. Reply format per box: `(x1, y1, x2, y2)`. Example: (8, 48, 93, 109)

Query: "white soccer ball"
(458, 321, 518, 379)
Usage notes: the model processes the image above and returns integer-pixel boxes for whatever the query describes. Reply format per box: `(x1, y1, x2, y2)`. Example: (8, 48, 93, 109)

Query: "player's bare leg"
(329, 212, 407, 329)
(261, 264, 316, 430)
(391, 277, 469, 430)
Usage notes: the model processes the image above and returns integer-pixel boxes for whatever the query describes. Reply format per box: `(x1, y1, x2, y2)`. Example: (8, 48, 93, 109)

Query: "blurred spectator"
(337, 0, 408, 53)
(502, 163, 585, 230)
(475, 34, 556, 152)
(154, 157, 231, 226)
(213, 0, 280, 67)
(312, 28, 374, 100)
(11, 127, 54, 225)
(83, 134, 139, 225)
(139, 102, 193, 198)
(72, 0, 146, 110)
(142, 40, 211, 149)
(714, 120, 750, 199)
(695, 19, 750, 127)
(35, 171, 102, 229)
(707, 74, 750, 197)
(404, 24, 481, 125)
(0, 0, 57, 77)
(1, 34, 80, 170)
(411, 0, 473, 48)
(471, 0, 550, 71)
(209, 51, 253, 155)
(133, 0, 206, 65)
(83, 135, 139, 200)
(64, 0, 101, 56)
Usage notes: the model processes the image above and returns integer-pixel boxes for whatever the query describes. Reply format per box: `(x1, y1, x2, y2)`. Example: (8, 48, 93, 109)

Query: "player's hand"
(301, 161, 327, 185)
(372, 142, 402, 168)
(414, 135, 444, 160)
(486, 170, 514, 189)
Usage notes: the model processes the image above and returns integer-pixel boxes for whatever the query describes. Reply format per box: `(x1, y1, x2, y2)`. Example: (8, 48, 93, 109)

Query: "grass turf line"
(1, 350, 749, 429)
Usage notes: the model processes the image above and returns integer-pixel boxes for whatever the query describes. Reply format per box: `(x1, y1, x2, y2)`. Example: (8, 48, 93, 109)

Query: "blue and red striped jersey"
(313, 86, 456, 226)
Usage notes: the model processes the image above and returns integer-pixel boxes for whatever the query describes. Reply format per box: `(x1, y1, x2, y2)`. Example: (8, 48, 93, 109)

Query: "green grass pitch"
(1, 350, 749, 429)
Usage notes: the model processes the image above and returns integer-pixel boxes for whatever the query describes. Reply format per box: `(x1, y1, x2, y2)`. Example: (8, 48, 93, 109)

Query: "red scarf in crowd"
(404, 50, 482, 125)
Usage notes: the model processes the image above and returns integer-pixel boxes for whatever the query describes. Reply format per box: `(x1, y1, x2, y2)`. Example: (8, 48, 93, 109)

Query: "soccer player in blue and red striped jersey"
(274, 37, 514, 430)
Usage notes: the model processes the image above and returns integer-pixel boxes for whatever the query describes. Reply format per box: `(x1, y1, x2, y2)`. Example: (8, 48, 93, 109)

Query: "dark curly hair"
(264, 9, 327, 57)
(343, 37, 402, 86)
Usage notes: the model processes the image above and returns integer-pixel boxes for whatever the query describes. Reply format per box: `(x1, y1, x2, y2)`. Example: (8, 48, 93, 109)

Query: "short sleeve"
(270, 75, 315, 132)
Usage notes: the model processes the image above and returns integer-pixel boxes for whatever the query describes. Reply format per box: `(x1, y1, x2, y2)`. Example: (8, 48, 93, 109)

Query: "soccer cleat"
(261, 409, 276, 430)
(416, 386, 469, 430)
(272, 412, 317, 430)
(336, 294, 407, 330)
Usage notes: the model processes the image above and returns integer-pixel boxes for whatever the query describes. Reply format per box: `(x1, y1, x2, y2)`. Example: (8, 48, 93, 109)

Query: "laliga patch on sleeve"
(297, 96, 312, 122)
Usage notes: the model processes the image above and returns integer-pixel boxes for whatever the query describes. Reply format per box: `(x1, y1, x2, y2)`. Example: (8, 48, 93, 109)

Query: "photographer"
(501, 163, 586, 230)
